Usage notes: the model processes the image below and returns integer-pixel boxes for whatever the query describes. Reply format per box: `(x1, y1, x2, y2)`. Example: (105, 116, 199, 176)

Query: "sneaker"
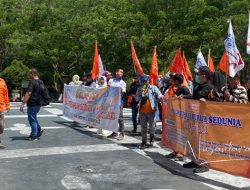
(96, 129, 103, 134)
(0, 143, 6, 149)
(139, 142, 149, 149)
(116, 133, 124, 140)
(107, 132, 118, 139)
(165, 152, 177, 158)
(193, 166, 209, 173)
(37, 129, 44, 138)
(183, 161, 199, 168)
(25, 136, 38, 141)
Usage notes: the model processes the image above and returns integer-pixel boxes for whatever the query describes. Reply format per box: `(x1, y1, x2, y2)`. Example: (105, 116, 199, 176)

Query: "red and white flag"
(224, 19, 244, 77)
(247, 11, 250, 55)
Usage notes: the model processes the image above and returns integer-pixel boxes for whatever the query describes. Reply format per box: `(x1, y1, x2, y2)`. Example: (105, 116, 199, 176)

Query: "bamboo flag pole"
(208, 48, 210, 67)
(225, 16, 231, 88)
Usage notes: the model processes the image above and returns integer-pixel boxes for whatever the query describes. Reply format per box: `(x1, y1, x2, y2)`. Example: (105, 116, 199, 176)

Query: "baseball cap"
(140, 75, 149, 81)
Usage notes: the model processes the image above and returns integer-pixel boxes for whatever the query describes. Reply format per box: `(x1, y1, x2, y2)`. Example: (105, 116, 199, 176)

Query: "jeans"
(27, 106, 41, 137)
(131, 106, 138, 131)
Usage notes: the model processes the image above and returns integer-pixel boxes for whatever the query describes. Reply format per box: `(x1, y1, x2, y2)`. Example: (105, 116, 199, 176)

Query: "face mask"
(195, 75, 200, 84)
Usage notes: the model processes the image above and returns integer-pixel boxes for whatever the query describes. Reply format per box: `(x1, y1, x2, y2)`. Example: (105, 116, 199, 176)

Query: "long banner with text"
(162, 97, 250, 178)
(63, 85, 120, 132)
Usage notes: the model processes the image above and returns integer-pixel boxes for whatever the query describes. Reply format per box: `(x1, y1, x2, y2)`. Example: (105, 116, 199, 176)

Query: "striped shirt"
(228, 85, 248, 104)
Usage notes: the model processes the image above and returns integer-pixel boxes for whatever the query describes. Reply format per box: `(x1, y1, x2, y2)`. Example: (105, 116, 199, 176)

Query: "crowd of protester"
(68, 65, 249, 174)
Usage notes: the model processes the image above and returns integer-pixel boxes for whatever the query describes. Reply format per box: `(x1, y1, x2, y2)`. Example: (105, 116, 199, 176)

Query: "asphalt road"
(0, 103, 249, 190)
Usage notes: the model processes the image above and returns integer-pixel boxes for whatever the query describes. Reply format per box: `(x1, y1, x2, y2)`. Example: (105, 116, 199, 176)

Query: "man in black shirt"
(183, 66, 221, 173)
(128, 75, 140, 133)
(184, 66, 221, 101)
(20, 68, 44, 140)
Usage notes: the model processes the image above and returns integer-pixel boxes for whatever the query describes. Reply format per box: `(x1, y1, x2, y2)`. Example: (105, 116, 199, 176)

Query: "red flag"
(218, 51, 229, 75)
(130, 41, 144, 75)
(208, 49, 215, 72)
(91, 41, 99, 80)
(169, 49, 183, 73)
(169, 49, 189, 87)
(182, 52, 193, 81)
(149, 46, 158, 85)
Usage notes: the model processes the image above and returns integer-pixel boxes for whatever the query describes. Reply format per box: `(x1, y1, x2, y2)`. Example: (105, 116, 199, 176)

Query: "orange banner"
(162, 97, 250, 178)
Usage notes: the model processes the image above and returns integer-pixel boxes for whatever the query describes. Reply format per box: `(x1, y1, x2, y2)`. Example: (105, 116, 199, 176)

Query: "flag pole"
(225, 17, 231, 88)
(208, 48, 210, 67)
(131, 40, 137, 74)
(182, 50, 186, 72)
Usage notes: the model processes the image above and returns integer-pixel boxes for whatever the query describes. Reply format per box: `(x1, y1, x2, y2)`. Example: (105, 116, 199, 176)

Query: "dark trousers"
(139, 111, 155, 144)
(118, 105, 124, 133)
(131, 106, 138, 131)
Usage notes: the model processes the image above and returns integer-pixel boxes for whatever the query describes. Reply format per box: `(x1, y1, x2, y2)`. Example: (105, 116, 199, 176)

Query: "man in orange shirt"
(0, 77, 10, 148)
(135, 75, 163, 149)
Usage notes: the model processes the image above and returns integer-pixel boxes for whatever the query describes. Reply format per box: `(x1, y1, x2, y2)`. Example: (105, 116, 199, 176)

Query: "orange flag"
(130, 40, 144, 75)
(149, 46, 158, 85)
(218, 51, 229, 75)
(169, 49, 183, 73)
(91, 41, 99, 80)
(182, 52, 193, 81)
(208, 49, 215, 72)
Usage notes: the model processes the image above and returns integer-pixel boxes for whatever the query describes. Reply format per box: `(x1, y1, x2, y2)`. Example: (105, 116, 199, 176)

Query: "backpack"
(39, 80, 50, 106)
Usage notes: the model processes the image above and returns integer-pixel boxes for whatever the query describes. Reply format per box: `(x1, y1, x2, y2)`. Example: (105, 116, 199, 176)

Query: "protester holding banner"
(135, 75, 163, 149)
(85, 73, 97, 87)
(222, 72, 248, 104)
(96, 76, 108, 135)
(183, 66, 221, 102)
(165, 73, 191, 161)
(182, 66, 220, 173)
(172, 74, 191, 97)
(107, 69, 126, 140)
(104, 71, 113, 83)
(209, 71, 226, 94)
(164, 73, 178, 98)
(68, 75, 83, 85)
(128, 75, 140, 134)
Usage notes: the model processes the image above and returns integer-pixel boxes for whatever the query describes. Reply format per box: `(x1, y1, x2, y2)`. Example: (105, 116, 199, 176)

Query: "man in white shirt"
(107, 69, 126, 140)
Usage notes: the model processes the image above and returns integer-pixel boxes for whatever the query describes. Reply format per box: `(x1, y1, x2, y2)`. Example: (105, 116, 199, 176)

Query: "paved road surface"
(0, 103, 249, 190)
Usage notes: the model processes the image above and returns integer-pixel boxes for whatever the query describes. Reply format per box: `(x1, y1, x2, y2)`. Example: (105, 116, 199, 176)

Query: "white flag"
(98, 54, 105, 77)
(194, 50, 207, 71)
(224, 20, 244, 77)
(247, 12, 250, 55)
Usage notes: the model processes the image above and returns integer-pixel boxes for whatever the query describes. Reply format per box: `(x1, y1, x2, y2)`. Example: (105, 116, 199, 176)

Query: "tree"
(1, 59, 29, 90)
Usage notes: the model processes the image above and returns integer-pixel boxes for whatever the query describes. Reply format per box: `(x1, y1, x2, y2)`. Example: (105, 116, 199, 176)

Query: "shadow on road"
(144, 151, 241, 190)
(9, 136, 28, 141)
